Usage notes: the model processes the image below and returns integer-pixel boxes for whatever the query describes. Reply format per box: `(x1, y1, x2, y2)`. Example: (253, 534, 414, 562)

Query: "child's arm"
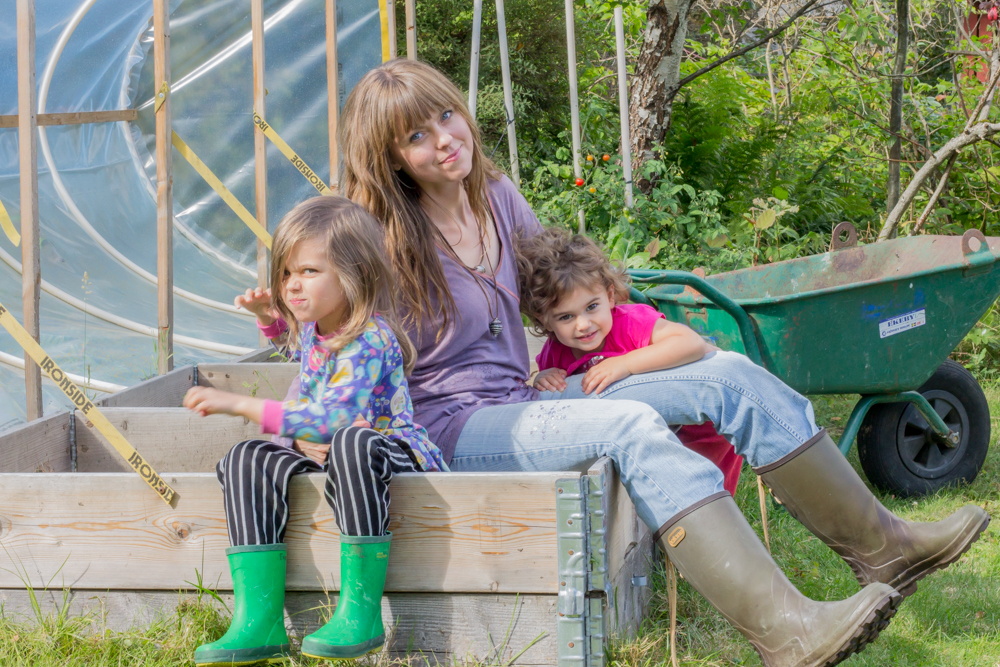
(184, 356, 374, 431)
(581, 320, 710, 395)
(183, 387, 265, 422)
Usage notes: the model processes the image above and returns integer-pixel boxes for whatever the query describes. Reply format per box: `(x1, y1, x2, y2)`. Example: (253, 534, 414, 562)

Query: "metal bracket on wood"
(586, 468, 608, 595)
(556, 476, 588, 666)
(556, 471, 609, 667)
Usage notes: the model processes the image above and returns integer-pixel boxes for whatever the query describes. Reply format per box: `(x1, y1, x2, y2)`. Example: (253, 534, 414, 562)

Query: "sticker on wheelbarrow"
(879, 309, 926, 339)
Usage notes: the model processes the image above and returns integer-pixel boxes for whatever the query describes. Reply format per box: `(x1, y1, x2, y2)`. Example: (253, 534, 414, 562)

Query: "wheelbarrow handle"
(629, 270, 765, 366)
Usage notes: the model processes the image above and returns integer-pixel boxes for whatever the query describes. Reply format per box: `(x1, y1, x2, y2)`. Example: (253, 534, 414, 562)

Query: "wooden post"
(404, 0, 416, 59)
(614, 6, 633, 209)
(468, 0, 483, 118)
(16, 0, 41, 420)
(326, 0, 340, 191)
(564, 0, 584, 232)
(153, 0, 174, 374)
(252, 0, 268, 347)
(495, 0, 520, 187)
(387, 0, 397, 59)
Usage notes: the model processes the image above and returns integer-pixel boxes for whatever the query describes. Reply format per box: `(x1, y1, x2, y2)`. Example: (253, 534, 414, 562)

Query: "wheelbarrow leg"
(837, 392, 960, 456)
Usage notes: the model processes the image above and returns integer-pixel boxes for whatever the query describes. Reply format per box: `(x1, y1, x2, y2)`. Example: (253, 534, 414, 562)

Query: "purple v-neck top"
(404, 176, 542, 462)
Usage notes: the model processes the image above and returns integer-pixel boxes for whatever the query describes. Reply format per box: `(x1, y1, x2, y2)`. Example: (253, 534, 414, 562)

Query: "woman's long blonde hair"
(340, 59, 501, 339)
(269, 196, 417, 373)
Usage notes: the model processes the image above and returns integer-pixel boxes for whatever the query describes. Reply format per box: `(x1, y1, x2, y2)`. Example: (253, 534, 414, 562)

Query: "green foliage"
(953, 300, 1000, 381)
(412, 0, 1000, 369)
(523, 144, 736, 272)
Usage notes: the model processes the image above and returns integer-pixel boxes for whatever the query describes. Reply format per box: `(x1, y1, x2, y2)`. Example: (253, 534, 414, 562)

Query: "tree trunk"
(628, 0, 692, 192)
(886, 0, 909, 229)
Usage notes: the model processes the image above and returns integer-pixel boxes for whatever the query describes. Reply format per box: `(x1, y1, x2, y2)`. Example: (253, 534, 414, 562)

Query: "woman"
(339, 59, 989, 667)
(341, 60, 989, 666)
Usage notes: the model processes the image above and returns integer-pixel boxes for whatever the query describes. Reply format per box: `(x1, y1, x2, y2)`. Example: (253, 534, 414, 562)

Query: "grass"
(1, 392, 998, 666)
(606, 390, 1000, 667)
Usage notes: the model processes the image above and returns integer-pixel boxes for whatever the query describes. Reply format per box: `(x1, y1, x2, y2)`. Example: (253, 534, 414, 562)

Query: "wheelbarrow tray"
(643, 234, 1000, 395)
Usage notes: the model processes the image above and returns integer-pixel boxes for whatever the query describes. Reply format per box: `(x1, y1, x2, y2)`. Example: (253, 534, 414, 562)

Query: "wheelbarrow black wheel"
(857, 360, 991, 497)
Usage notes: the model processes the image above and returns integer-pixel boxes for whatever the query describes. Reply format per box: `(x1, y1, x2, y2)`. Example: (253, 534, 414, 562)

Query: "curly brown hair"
(515, 227, 630, 336)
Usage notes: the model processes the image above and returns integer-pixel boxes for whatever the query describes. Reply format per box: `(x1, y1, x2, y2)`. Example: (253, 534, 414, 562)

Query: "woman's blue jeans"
(450, 351, 820, 536)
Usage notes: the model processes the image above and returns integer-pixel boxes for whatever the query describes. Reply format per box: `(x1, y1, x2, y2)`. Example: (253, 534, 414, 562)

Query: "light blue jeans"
(450, 351, 820, 535)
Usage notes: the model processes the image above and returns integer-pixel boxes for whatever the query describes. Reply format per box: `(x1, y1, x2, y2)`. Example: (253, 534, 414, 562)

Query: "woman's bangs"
(386, 75, 462, 139)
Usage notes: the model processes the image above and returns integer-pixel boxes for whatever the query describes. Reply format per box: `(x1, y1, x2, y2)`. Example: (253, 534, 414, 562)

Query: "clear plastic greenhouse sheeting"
(0, 0, 381, 430)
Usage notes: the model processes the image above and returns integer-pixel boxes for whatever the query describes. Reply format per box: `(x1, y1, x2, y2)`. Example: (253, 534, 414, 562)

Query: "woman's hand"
(183, 386, 264, 423)
(581, 357, 631, 395)
(293, 439, 330, 465)
(235, 287, 275, 325)
(533, 368, 568, 392)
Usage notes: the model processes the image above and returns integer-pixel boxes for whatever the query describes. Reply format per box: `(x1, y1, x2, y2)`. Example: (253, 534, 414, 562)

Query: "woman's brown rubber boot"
(756, 431, 990, 597)
(657, 494, 900, 667)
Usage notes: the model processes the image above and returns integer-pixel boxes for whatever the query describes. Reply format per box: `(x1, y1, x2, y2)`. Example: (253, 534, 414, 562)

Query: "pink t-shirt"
(536, 302, 744, 497)
(536, 303, 666, 375)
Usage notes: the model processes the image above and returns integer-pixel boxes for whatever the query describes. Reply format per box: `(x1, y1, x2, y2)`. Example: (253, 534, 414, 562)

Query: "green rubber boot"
(301, 534, 391, 660)
(194, 544, 291, 666)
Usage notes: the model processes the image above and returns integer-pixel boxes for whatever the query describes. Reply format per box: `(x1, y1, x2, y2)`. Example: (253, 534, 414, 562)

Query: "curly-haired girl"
(517, 227, 743, 494)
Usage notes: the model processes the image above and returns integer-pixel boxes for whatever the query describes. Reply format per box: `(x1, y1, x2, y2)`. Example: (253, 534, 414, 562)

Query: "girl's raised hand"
(234, 287, 275, 324)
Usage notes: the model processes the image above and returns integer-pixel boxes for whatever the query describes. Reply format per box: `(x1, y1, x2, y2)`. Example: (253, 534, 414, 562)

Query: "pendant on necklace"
(474, 265, 486, 273)
(489, 317, 503, 338)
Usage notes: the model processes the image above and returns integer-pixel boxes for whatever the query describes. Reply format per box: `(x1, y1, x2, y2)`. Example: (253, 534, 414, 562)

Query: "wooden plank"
(590, 458, 652, 634)
(404, 0, 416, 59)
(0, 471, 573, 593)
(96, 365, 194, 408)
(153, 0, 173, 374)
(0, 110, 137, 128)
(387, 0, 397, 58)
(326, 0, 339, 190)
(0, 411, 71, 472)
(197, 362, 298, 399)
(251, 0, 269, 348)
(17, 0, 41, 421)
(230, 346, 281, 363)
(75, 408, 259, 473)
(0, 589, 559, 664)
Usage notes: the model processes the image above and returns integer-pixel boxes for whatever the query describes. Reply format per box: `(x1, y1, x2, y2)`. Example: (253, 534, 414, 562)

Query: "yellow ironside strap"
(378, 0, 390, 62)
(253, 111, 333, 196)
(171, 130, 273, 249)
(0, 301, 177, 506)
(0, 196, 20, 246)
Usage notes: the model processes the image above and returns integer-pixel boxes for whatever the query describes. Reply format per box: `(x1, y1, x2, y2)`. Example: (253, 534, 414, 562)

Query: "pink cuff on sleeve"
(260, 399, 285, 435)
(257, 318, 288, 339)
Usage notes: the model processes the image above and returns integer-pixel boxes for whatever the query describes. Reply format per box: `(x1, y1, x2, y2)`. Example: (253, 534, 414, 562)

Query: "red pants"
(675, 423, 743, 496)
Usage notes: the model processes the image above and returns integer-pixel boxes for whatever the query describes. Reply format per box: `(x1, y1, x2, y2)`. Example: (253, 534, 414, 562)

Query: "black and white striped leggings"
(215, 426, 422, 546)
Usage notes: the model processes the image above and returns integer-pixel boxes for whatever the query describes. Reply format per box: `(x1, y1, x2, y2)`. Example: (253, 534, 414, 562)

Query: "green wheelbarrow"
(630, 224, 997, 497)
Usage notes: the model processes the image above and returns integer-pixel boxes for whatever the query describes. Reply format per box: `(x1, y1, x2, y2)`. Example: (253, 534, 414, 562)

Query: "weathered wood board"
(96, 365, 194, 409)
(593, 458, 654, 633)
(0, 471, 570, 594)
(197, 363, 298, 399)
(228, 346, 281, 364)
(75, 408, 259, 473)
(0, 411, 71, 472)
(0, 589, 559, 664)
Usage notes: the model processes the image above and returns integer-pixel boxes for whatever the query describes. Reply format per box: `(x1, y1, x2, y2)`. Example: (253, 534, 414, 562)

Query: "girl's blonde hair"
(269, 196, 418, 373)
(515, 227, 631, 337)
(339, 59, 501, 339)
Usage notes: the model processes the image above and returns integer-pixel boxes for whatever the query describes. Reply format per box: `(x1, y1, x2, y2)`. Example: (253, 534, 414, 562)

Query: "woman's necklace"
(426, 194, 487, 273)
(424, 194, 502, 338)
